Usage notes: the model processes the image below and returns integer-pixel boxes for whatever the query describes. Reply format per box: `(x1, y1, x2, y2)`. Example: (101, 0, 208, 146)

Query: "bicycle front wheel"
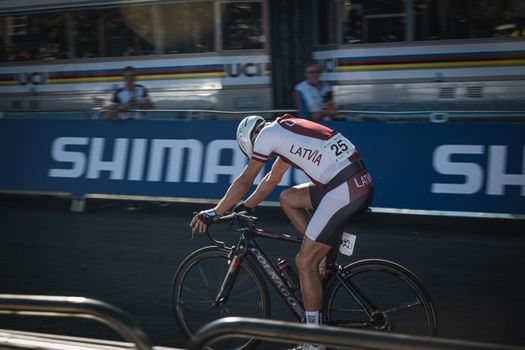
(172, 246, 270, 350)
(323, 259, 438, 336)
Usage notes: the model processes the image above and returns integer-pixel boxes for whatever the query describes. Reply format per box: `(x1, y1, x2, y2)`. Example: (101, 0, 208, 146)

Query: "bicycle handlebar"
(192, 212, 258, 248)
(192, 211, 303, 247)
(212, 212, 258, 227)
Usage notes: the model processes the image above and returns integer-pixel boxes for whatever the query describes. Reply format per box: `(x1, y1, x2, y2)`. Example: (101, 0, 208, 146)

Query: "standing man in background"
(104, 66, 154, 120)
(294, 62, 339, 121)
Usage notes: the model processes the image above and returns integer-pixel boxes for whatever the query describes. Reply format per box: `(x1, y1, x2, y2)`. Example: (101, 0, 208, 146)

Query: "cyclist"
(190, 114, 373, 350)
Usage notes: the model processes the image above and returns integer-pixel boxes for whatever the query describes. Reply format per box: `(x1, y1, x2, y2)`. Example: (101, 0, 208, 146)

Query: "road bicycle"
(172, 212, 438, 350)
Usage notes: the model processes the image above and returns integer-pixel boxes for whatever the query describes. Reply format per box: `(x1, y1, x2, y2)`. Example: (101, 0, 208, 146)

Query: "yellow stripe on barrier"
(48, 72, 226, 84)
(337, 59, 525, 72)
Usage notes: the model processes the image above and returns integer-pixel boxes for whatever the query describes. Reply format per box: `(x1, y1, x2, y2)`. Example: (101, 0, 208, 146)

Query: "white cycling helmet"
(237, 115, 266, 157)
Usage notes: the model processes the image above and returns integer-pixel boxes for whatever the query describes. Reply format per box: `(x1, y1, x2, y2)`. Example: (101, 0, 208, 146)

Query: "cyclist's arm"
(104, 103, 125, 119)
(244, 157, 290, 208)
(213, 159, 265, 215)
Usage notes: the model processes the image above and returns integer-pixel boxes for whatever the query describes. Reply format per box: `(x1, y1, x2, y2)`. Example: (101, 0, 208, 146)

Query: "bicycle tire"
(172, 246, 271, 350)
(323, 258, 438, 336)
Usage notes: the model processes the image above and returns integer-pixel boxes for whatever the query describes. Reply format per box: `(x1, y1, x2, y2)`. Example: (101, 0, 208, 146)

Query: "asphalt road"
(1, 195, 524, 349)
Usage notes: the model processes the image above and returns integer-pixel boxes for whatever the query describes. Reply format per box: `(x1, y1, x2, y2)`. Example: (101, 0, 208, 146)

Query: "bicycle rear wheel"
(323, 259, 437, 336)
(172, 246, 270, 350)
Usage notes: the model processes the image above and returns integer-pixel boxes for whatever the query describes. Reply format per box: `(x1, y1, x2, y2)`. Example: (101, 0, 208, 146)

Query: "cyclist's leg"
(296, 183, 350, 319)
(281, 182, 331, 324)
(296, 237, 332, 311)
(301, 177, 371, 299)
(279, 182, 315, 236)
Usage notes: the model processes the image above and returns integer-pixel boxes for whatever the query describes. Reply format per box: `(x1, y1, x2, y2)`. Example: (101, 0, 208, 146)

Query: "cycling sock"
(305, 311, 321, 325)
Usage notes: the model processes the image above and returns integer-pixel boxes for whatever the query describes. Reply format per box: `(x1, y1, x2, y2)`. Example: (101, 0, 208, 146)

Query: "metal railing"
(1, 297, 524, 350)
(90, 108, 294, 120)
(0, 294, 153, 350)
(89, 108, 525, 122)
(3, 108, 524, 122)
(188, 317, 525, 350)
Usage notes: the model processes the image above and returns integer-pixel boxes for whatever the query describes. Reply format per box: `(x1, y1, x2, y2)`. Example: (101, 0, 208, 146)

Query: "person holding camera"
(293, 62, 339, 121)
(104, 66, 153, 120)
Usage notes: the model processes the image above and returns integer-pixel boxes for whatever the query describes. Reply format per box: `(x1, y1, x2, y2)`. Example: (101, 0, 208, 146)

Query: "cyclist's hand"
(233, 202, 254, 215)
(190, 209, 217, 233)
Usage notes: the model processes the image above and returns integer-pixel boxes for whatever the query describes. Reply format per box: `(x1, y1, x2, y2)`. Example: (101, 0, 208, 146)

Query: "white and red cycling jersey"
(252, 114, 360, 186)
(252, 114, 373, 246)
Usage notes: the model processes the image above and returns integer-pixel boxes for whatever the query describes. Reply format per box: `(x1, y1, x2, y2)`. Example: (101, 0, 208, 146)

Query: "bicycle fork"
(212, 245, 245, 306)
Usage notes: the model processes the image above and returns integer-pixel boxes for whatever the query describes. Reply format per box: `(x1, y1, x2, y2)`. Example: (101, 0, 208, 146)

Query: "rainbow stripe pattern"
(336, 50, 525, 72)
(0, 73, 15, 86)
(47, 64, 227, 84)
(0, 64, 230, 87)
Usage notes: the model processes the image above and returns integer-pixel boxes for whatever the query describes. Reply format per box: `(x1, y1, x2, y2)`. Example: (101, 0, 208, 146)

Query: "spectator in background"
(81, 51, 95, 58)
(15, 50, 32, 61)
(123, 46, 137, 56)
(294, 62, 339, 121)
(104, 66, 154, 120)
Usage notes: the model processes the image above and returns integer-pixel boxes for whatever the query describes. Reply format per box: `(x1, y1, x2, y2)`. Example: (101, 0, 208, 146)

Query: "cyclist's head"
(237, 115, 267, 158)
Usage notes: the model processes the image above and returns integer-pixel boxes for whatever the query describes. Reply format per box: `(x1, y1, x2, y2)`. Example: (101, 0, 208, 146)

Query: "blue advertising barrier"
(0, 119, 523, 216)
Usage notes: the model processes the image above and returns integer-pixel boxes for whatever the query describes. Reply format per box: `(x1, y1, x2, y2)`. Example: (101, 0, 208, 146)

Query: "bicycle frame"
(333, 271, 379, 325)
(205, 214, 406, 330)
(211, 224, 380, 325)
(213, 226, 306, 321)
(176, 212, 437, 338)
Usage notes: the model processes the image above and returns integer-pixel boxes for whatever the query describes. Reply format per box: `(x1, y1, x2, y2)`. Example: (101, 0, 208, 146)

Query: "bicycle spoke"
(181, 299, 217, 305)
(219, 307, 227, 317)
(383, 299, 422, 314)
(173, 247, 270, 350)
(221, 301, 262, 308)
(197, 265, 212, 288)
(181, 285, 210, 300)
(330, 307, 365, 313)
(227, 288, 261, 299)
(326, 318, 369, 326)
(324, 260, 437, 337)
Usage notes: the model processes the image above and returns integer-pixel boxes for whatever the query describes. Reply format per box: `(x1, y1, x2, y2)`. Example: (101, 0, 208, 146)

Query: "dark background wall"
(270, 0, 316, 109)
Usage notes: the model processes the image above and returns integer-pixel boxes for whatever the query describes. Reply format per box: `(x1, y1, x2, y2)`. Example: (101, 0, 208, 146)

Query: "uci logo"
(225, 63, 266, 78)
(315, 58, 337, 73)
(16, 72, 48, 85)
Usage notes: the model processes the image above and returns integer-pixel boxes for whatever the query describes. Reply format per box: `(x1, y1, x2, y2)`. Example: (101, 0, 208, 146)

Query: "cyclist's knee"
(296, 251, 316, 273)
(280, 186, 309, 209)
(295, 253, 307, 273)
(279, 188, 293, 208)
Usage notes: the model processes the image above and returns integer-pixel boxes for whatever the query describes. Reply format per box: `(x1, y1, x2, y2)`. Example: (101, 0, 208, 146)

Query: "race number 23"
(324, 134, 355, 162)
